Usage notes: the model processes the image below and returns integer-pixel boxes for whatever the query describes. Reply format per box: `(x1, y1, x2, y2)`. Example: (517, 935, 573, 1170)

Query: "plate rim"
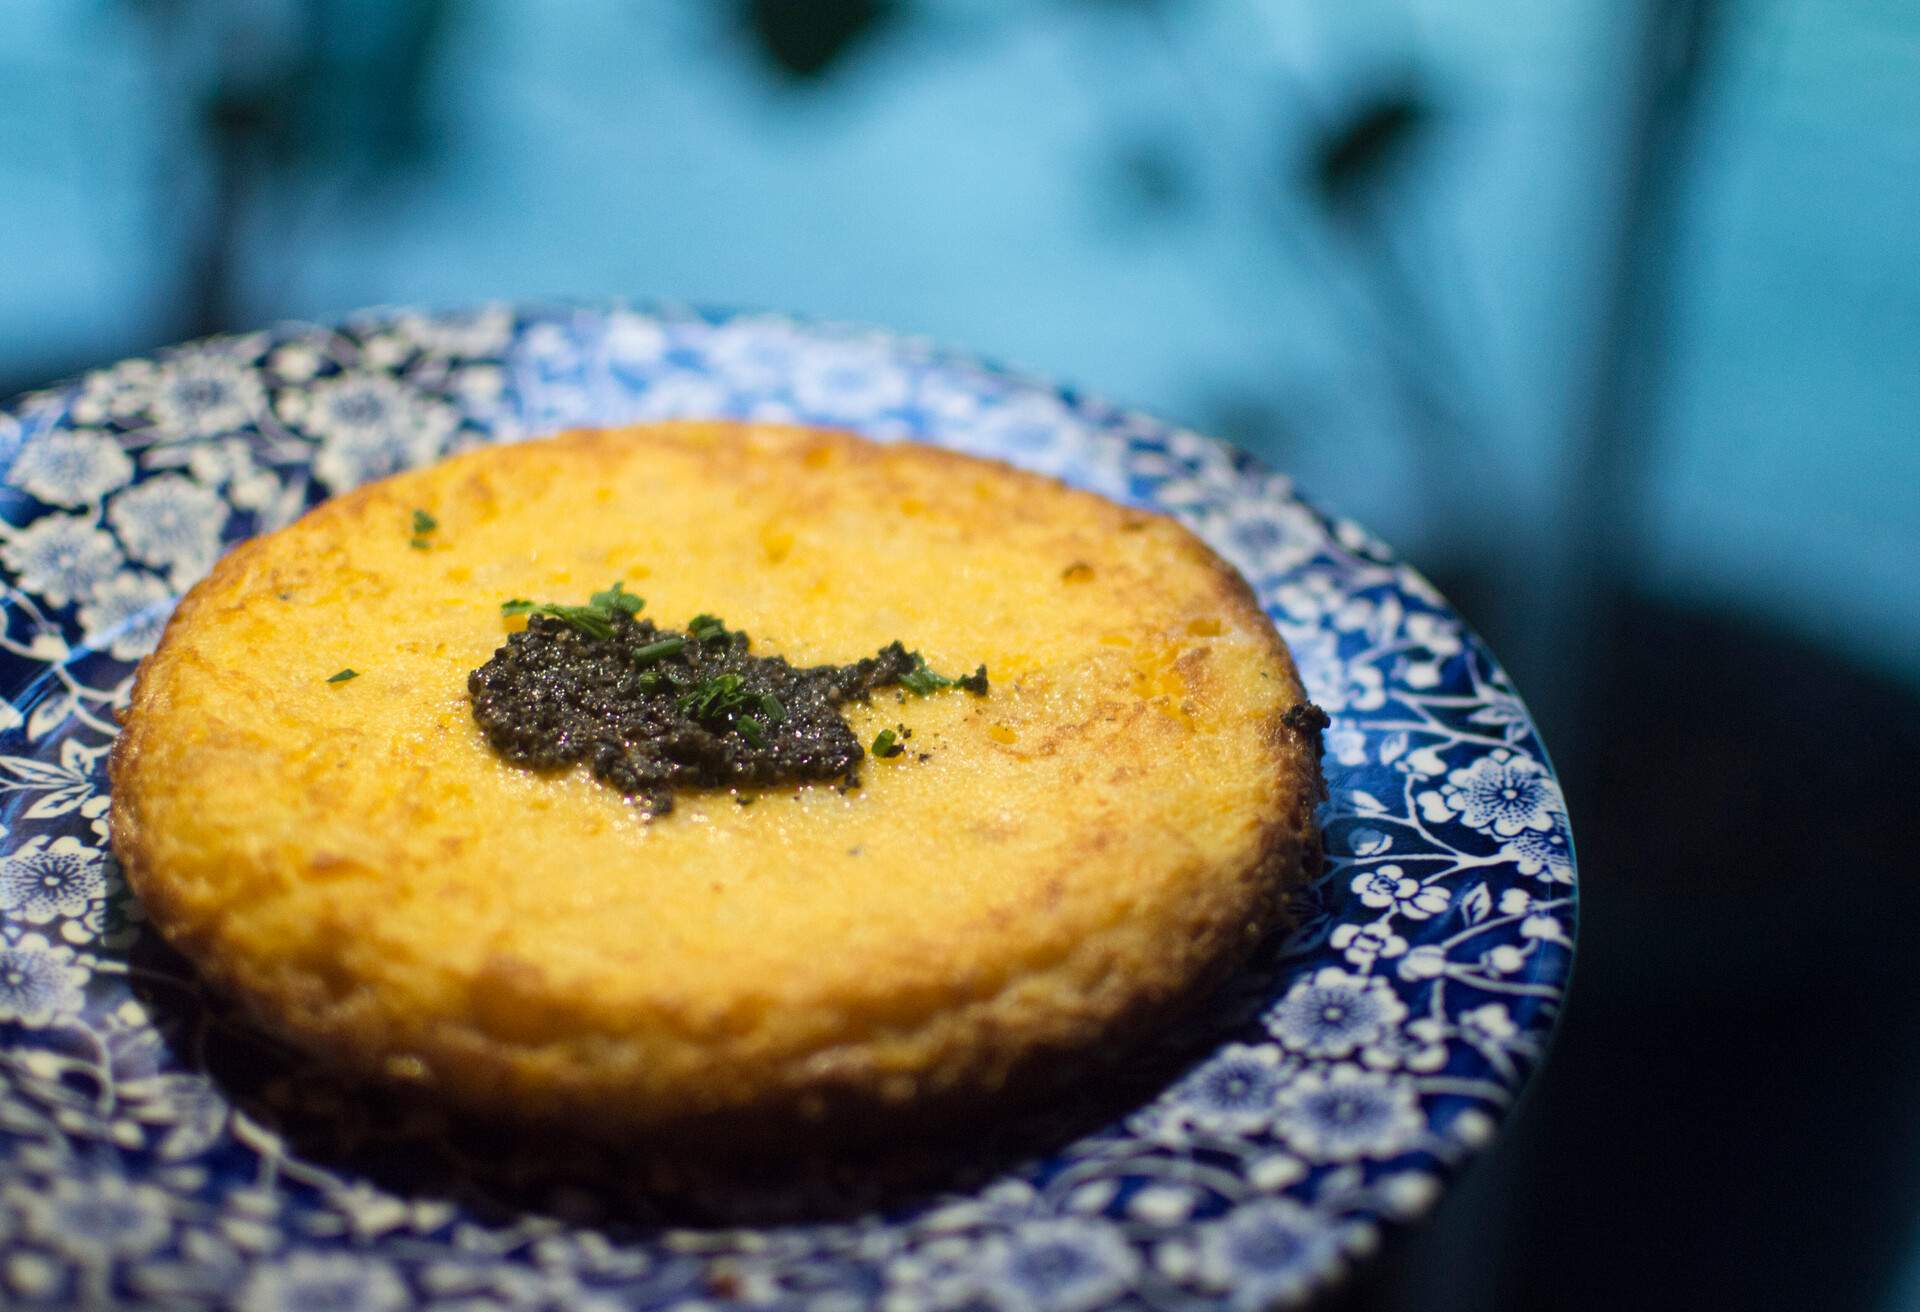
(0, 300, 1578, 1311)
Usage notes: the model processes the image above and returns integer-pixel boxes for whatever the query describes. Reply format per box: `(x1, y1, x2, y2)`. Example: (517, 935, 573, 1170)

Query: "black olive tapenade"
(468, 610, 987, 814)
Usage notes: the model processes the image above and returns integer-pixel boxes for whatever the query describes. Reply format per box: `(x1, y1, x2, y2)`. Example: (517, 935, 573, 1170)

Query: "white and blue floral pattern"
(283, 371, 460, 494)
(1, 513, 125, 609)
(0, 835, 105, 924)
(69, 342, 270, 441)
(238, 1251, 411, 1312)
(1131, 1043, 1294, 1141)
(5, 430, 135, 508)
(0, 932, 88, 1024)
(1501, 812, 1575, 883)
(1417, 749, 1559, 839)
(1266, 969, 1408, 1061)
(0, 305, 1576, 1309)
(18, 1173, 176, 1261)
(1271, 1065, 1425, 1163)
(105, 475, 228, 589)
(978, 1219, 1142, 1312)
(1193, 1199, 1342, 1310)
(77, 571, 175, 662)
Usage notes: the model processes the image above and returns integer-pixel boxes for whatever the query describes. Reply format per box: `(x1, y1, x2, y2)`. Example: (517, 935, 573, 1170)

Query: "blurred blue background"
(4, 2, 1918, 1308)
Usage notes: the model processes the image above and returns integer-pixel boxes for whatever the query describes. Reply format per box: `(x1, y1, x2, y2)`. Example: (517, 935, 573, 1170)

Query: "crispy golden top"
(110, 424, 1318, 1126)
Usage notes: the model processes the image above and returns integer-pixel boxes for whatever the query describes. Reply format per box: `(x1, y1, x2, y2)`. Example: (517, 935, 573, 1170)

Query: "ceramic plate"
(0, 305, 1575, 1310)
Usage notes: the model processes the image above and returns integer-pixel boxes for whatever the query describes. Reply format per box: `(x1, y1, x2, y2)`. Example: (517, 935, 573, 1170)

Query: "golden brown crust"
(110, 423, 1323, 1138)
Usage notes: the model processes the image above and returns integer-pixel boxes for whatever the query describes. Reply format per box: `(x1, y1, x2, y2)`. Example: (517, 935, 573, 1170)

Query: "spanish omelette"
(108, 423, 1323, 1136)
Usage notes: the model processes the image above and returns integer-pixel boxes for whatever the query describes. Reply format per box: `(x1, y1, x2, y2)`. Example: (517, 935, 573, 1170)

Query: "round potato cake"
(109, 423, 1323, 1137)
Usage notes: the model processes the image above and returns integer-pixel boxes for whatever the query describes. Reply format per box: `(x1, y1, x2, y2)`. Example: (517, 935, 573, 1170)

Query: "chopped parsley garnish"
(327, 668, 359, 683)
(408, 508, 438, 550)
(872, 728, 903, 758)
(900, 654, 990, 697)
(688, 614, 729, 644)
(737, 715, 767, 747)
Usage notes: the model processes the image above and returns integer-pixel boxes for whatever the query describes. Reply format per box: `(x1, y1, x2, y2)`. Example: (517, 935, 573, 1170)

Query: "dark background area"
(5, 2, 1918, 1308)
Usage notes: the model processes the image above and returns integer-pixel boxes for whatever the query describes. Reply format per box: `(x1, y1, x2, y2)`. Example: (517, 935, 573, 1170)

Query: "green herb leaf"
(737, 715, 767, 747)
(538, 605, 616, 640)
(901, 653, 989, 696)
(500, 583, 645, 640)
(407, 509, 438, 550)
(872, 728, 902, 758)
(631, 636, 686, 666)
(898, 666, 948, 696)
(327, 668, 359, 683)
(688, 614, 729, 644)
(636, 671, 665, 695)
(757, 691, 786, 724)
(589, 580, 644, 617)
(677, 672, 747, 719)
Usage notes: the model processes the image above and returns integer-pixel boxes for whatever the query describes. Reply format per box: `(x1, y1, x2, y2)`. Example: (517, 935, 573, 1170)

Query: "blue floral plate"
(0, 306, 1574, 1310)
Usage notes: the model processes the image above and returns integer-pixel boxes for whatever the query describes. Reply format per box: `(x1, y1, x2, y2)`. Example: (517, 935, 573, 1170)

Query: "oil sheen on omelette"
(108, 423, 1325, 1137)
